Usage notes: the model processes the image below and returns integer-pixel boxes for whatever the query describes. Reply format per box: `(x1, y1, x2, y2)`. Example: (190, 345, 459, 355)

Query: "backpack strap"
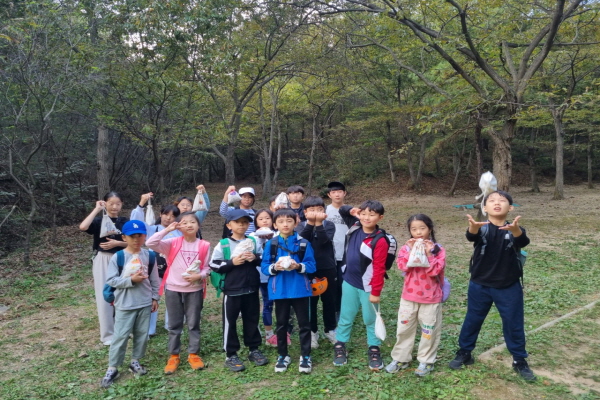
(220, 238, 231, 260)
(148, 250, 155, 276)
(116, 250, 125, 275)
(269, 236, 307, 263)
(269, 237, 279, 263)
(159, 236, 185, 296)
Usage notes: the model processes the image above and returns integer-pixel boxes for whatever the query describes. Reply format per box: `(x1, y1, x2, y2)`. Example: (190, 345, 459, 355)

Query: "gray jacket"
(106, 249, 160, 310)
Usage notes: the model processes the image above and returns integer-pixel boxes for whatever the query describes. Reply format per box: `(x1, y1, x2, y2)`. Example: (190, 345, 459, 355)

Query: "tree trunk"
(490, 118, 516, 191)
(552, 108, 565, 200)
(385, 121, 395, 183)
(224, 143, 236, 184)
(528, 128, 540, 193)
(588, 132, 594, 189)
(414, 134, 427, 189)
(448, 136, 467, 196)
(307, 115, 318, 194)
(474, 118, 484, 177)
(97, 125, 110, 198)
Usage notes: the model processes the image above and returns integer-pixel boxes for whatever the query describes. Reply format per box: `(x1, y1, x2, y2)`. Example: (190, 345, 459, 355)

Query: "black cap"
(226, 209, 253, 223)
(327, 181, 346, 191)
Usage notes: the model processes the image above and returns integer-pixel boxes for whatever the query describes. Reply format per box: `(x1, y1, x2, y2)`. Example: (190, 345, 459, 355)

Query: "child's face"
(255, 212, 273, 229)
(409, 220, 431, 240)
(160, 211, 177, 227)
(327, 189, 346, 204)
(359, 208, 384, 230)
(240, 193, 254, 208)
(274, 216, 297, 236)
(483, 193, 513, 218)
(287, 192, 304, 205)
(269, 201, 277, 212)
(122, 233, 146, 251)
(227, 218, 250, 236)
(178, 215, 199, 236)
(105, 197, 123, 217)
(304, 206, 324, 214)
(178, 199, 192, 213)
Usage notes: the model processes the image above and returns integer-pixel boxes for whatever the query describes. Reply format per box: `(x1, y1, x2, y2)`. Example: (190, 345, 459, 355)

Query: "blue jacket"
(260, 233, 316, 300)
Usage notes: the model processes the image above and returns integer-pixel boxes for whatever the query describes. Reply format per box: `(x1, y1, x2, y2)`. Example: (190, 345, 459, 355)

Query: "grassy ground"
(0, 183, 599, 400)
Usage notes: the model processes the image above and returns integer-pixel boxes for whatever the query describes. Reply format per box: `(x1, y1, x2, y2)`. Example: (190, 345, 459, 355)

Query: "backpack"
(103, 250, 156, 304)
(369, 230, 398, 279)
(210, 236, 257, 298)
(474, 223, 527, 283)
(268, 236, 309, 264)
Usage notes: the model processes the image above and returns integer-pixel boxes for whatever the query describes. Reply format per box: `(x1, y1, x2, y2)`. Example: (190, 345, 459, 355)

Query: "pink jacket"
(397, 243, 446, 304)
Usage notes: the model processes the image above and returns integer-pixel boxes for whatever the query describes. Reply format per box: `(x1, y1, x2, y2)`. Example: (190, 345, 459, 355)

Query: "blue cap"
(122, 220, 147, 235)
(226, 209, 253, 223)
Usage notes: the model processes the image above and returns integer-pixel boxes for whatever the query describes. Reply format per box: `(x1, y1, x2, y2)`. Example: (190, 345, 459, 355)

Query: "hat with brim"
(226, 209, 254, 223)
(239, 187, 255, 196)
(122, 220, 147, 235)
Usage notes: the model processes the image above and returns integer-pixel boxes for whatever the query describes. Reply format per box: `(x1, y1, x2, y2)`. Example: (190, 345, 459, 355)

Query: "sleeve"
(466, 228, 481, 243)
(148, 252, 161, 300)
(209, 242, 235, 273)
(84, 217, 101, 236)
(514, 227, 530, 248)
(299, 242, 316, 274)
(146, 229, 175, 255)
(425, 245, 446, 277)
(339, 205, 359, 227)
(370, 237, 390, 297)
(396, 244, 411, 272)
(261, 240, 278, 276)
(130, 206, 145, 222)
(299, 222, 314, 240)
(195, 190, 211, 224)
(106, 253, 133, 289)
(219, 201, 232, 218)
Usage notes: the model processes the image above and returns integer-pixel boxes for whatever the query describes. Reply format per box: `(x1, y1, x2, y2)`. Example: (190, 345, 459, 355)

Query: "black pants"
(310, 268, 338, 333)
(335, 260, 344, 313)
(222, 291, 262, 357)
(275, 297, 311, 357)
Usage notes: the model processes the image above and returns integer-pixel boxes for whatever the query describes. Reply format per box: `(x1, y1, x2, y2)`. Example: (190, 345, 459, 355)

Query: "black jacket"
(209, 237, 261, 296)
(299, 220, 337, 271)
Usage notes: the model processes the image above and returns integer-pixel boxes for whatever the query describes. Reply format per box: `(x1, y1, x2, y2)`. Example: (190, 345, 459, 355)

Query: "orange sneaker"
(164, 355, 180, 375)
(188, 353, 205, 370)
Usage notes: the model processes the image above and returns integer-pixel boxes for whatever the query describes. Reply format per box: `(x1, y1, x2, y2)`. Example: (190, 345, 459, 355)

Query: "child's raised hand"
(349, 207, 360, 217)
(131, 270, 148, 283)
(305, 210, 316, 223)
(315, 212, 327, 222)
(139, 192, 153, 206)
(95, 200, 106, 211)
(499, 216, 523, 236)
(196, 184, 205, 192)
(424, 239, 435, 255)
(226, 185, 236, 194)
(404, 238, 416, 249)
(466, 214, 489, 234)
(165, 221, 180, 233)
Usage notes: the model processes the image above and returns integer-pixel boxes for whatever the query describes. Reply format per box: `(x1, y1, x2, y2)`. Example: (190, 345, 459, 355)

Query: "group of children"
(80, 182, 536, 388)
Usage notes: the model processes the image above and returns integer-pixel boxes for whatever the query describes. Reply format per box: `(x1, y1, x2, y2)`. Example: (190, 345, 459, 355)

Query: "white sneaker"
(415, 362, 434, 376)
(274, 355, 291, 372)
(299, 356, 312, 374)
(385, 360, 410, 373)
(310, 331, 319, 349)
(102, 340, 112, 346)
(323, 330, 337, 344)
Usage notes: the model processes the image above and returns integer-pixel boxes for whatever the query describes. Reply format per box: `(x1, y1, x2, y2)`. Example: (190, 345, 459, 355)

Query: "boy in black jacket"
(210, 210, 268, 372)
(449, 191, 535, 381)
(299, 196, 338, 348)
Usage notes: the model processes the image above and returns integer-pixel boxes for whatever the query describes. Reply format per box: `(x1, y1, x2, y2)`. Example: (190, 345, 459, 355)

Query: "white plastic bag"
(475, 172, 497, 216)
(277, 255, 294, 270)
(274, 192, 289, 210)
(373, 304, 387, 341)
(192, 189, 208, 212)
(145, 198, 156, 227)
(228, 191, 242, 206)
(122, 253, 146, 278)
(254, 227, 274, 239)
(182, 260, 202, 286)
(231, 238, 256, 258)
(100, 208, 121, 238)
(406, 239, 430, 268)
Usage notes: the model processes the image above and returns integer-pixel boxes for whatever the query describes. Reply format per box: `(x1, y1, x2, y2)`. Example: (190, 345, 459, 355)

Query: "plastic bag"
(145, 198, 156, 227)
(228, 191, 242, 206)
(231, 238, 256, 258)
(122, 253, 147, 278)
(406, 239, 430, 268)
(277, 255, 294, 270)
(192, 189, 208, 212)
(441, 277, 451, 303)
(373, 304, 387, 341)
(254, 227, 274, 239)
(182, 260, 202, 286)
(99, 208, 121, 238)
(475, 172, 497, 216)
(274, 192, 289, 210)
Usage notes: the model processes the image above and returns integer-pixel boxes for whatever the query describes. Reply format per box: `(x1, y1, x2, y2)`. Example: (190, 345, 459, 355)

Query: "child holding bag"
(385, 214, 445, 377)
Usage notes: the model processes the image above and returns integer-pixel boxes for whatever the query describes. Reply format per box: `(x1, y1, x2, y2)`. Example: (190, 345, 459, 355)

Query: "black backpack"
(268, 236, 309, 264)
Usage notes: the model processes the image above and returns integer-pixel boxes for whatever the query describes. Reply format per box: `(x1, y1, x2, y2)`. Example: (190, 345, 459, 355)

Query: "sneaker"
(415, 362, 434, 377)
(385, 360, 410, 373)
(274, 355, 291, 372)
(310, 331, 319, 349)
(299, 356, 312, 374)
(100, 369, 119, 388)
(164, 354, 180, 375)
(323, 330, 337, 344)
(102, 340, 112, 346)
(333, 342, 348, 366)
(248, 349, 269, 366)
(188, 353, 205, 370)
(513, 360, 537, 381)
(266, 333, 278, 347)
(448, 350, 474, 370)
(128, 361, 147, 376)
(368, 346, 383, 371)
(224, 355, 246, 372)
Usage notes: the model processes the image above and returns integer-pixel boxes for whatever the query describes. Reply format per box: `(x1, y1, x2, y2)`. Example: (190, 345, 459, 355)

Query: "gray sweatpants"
(108, 306, 151, 367)
(165, 289, 203, 355)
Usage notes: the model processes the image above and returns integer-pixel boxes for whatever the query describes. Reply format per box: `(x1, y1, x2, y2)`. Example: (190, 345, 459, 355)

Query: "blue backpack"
(103, 250, 156, 304)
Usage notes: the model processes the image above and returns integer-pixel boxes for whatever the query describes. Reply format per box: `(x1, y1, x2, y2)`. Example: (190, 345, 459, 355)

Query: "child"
(79, 191, 128, 345)
(249, 209, 276, 344)
(146, 212, 211, 375)
(299, 196, 338, 347)
(385, 214, 445, 377)
(100, 220, 160, 388)
(219, 186, 256, 236)
(261, 209, 316, 374)
(210, 209, 268, 372)
(173, 184, 211, 224)
(286, 185, 306, 222)
(449, 191, 535, 381)
(333, 200, 389, 371)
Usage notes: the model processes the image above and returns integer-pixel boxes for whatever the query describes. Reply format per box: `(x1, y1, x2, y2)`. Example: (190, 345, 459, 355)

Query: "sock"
(107, 367, 117, 372)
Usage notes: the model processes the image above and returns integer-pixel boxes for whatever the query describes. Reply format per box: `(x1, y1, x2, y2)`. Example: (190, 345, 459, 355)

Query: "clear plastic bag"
(476, 172, 497, 216)
(192, 189, 208, 212)
(274, 192, 289, 210)
(100, 208, 121, 238)
(254, 227, 274, 239)
(277, 255, 293, 270)
(373, 304, 387, 341)
(182, 260, 202, 286)
(231, 238, 256, 258)
(406, 239, 430, 268)
(228, 191, 242, 206)
(122, 253, 147, 278)
(145, 198, 156, 227)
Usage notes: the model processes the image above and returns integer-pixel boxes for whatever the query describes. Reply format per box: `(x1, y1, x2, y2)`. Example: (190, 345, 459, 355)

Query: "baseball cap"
(327, 181, 346, 191)
(226, 209, 253, 223)
(239, 187, 255, 196)
(122, 220, 147, 236)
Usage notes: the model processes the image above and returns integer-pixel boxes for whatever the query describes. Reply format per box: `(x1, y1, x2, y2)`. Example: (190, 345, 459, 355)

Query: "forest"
(1, 0, 599, 258)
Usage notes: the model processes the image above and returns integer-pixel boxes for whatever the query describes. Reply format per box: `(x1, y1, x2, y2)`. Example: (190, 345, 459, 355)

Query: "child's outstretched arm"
(130, 192, 153, 221)
(146, 222, 179, 255)
(194, 185, 211, 223)
(79, 200, 105, 231)
(499, 215, 522, 237)
(466, 214, 489, 235)
(424, 243, 445, 277)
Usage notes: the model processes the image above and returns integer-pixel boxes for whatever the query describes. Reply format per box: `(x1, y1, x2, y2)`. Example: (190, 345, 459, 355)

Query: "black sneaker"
(248, 349, 269, 366)
(224, 355, 246, 372)
(513, 360, 537, 381)
(448, 350, 474, 370)
(333, 342, 347, 366)
(100, 369, 119, 388)
(368, 346, 383, 371)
